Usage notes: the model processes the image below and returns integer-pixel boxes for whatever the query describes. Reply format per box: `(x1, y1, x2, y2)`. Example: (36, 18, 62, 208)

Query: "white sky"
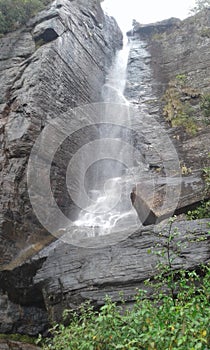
(102, 0, 196, 31)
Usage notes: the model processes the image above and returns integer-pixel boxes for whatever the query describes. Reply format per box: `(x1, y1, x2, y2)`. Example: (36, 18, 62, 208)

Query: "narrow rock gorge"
(0, 0, 209, 341)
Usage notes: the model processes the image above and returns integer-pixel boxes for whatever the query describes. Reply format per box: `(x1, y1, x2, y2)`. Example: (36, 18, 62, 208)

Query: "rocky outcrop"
(0, 219, 209, 333)
(0, 0, 122, 269)
(0, 4, 209, 338)
(125, 10, 210, 220)
(0, 0, 123, 335)
(128, 9, 210, 94)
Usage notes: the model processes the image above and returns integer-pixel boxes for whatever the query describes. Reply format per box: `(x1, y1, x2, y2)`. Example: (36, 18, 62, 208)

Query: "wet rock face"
(0, 219, 209, 333)
(0, 291, 48, 335)
(0, 0, 122, 268)
(0, 0, 122, 334)
(125, 11, 210, 221)
(0, 4, 210, 338)
(128, 11, 210, 92)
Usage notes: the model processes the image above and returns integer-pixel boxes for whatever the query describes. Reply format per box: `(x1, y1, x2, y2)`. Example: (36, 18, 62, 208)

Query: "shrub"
(39, 219, 210, 349)
(203, 166, 210, 192)
(162, 75, 200, 135)
(187, 200, 210, 220)
(190, 0, 210, 14)
(187, 166, 210, 220)
(0, 0, 50, 34)
(40, 265, 210, 350)
(0, 333, 36, 344)
(163, 76, 210, 133)
(201, 94, 210, 124)
(200, 27, 210, 38)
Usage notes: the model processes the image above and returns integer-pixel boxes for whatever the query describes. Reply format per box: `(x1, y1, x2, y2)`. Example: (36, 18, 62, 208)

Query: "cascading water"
(28, 5, 182, 248)
(73, 36, 140, 238)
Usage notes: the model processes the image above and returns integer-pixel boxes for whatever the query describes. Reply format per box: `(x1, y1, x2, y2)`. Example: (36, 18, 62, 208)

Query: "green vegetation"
(203, 165, 210, 192)
(187, 200, 210, 220)
(0, 333, 36, 344)
(40, 267, 210, 350)
(201, 94, 210, 124)
(39, 219, 210, 350)
(163, 76, 199, 135)
(175, 74, 187, 85)
(0, 0, 50, 34)
(190, 0, 210, 14)
(187, 166, 210, 220)
(200, 27, 210, 38)
(163, 75, 210, 134)
(180, 163, 192, 175)
(152, 32, 165, 41)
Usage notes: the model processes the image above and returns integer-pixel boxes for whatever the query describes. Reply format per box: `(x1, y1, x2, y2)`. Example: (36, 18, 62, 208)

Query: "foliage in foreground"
(41, 266, 210, 350)
(187, 200, 210, 220)
(0, 0, 50, 34)
(190, 0, 210, 14)
(187, 167, 210, 220)
(0, 333, 36, 344)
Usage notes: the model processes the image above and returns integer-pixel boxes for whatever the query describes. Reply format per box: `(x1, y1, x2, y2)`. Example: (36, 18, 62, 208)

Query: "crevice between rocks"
(0, 257, 47, 307)
(34, 27, 59, 44)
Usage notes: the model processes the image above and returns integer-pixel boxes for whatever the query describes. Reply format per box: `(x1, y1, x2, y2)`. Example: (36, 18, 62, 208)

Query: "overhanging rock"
(131, 172, 207, 225)
(32, 18, 66, 43)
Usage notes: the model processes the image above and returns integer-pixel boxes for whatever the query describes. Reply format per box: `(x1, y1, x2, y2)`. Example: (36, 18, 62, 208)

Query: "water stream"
(62, 29, 181, 248)
(73, 37, 140, 239)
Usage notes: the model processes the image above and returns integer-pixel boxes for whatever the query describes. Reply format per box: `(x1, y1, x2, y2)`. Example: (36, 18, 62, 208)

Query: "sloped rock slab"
(0, 219, 209, 333)
(132, 172, 207, 225)
(33, 219, 209, 322)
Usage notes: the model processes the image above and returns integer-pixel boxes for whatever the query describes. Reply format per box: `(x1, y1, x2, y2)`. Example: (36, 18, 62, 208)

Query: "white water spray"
(74, 37, 140, 236)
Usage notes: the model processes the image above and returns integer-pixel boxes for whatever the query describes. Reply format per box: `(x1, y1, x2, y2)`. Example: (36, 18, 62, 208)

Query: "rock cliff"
(0, 0, 122, 336)
(0, 219, 209, 335)
(0, 0, 122, 269)
(126, 9, 210, 219)
(0, 3, 209, 338)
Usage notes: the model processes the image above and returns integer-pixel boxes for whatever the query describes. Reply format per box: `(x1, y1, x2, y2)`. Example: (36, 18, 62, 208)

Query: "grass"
(0, 0, 51, 34)
(0, 333, 36, 344)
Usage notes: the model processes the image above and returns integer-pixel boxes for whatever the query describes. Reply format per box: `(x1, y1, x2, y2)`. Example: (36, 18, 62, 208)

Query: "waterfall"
(72, 36, 140, 239)
(58, 29, 181, 248)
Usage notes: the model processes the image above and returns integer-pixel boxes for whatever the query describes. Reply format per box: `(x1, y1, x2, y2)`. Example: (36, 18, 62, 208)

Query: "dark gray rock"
(125, 9, 210, 219)
(0, 0, 122, 268)
(0, 219, 209, 332)
(132, 171, 207, 225)
(0, 2, 210, 338)
(127, 17, 181, 39)
(32, 17, 66, 42)
(0, 290, 48, 335)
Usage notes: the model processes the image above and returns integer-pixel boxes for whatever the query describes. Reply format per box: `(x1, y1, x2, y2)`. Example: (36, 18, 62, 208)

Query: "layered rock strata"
(125, 10, 210, 221)
(0, 0, 122, 268)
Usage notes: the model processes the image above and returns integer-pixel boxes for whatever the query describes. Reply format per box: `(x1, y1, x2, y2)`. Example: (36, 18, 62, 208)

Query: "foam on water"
(72, 37, 140, 238)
